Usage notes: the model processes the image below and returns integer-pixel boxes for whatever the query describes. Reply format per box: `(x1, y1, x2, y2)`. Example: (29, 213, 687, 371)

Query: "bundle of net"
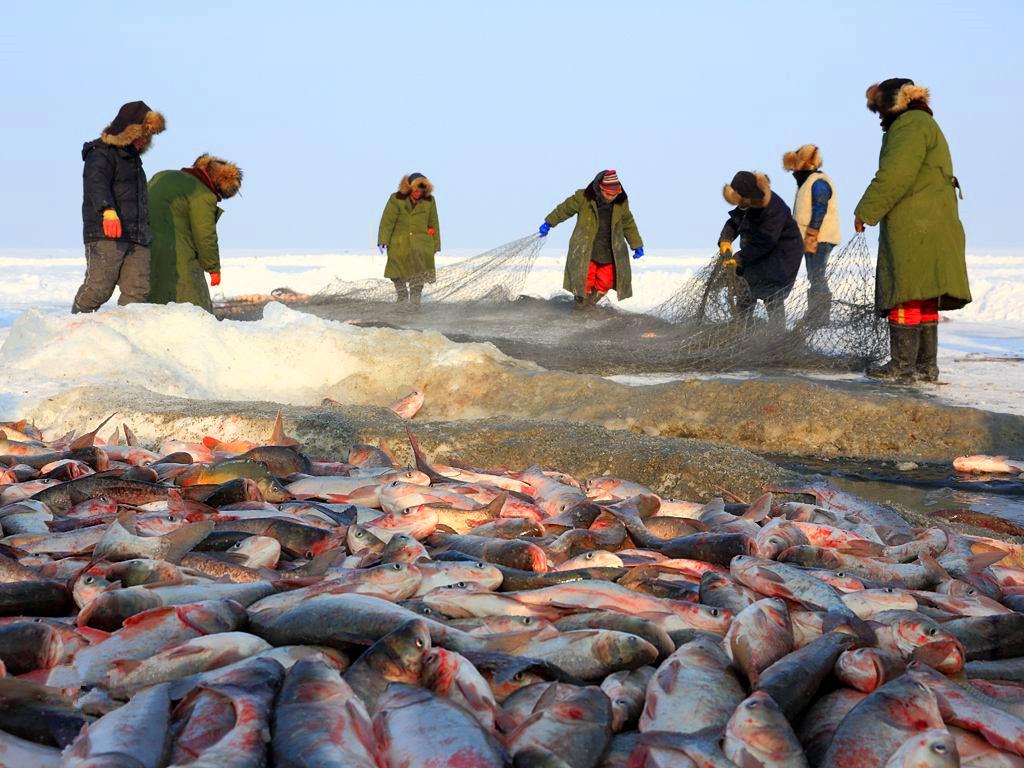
(645, 233, 889, 373)
(313, 234, 545, 308)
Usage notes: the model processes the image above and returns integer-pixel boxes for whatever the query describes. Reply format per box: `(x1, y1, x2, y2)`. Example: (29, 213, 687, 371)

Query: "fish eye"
(392, 563, 403, 571)
(836, 572, 846, 577)
(166, 515, 176, 522)
(615, 698, 629, 706)
(475, 562, 486, 569)
(304, 551, 314, 559)
(585, 552, 594, 560)
(421, 607, 433, 615)
(83, 576, 93, 584)
(710, 608, 720, 617)
(522, 617, 533, 625)
(415, 639, 424, 648)
(746, 700, 759, 709)
(513, 672, 525, 682)
(354, 531, 364, 538)
(884, 588, 894, 593)
(933, 744, 948, 754)
(927, 628, 937, 636)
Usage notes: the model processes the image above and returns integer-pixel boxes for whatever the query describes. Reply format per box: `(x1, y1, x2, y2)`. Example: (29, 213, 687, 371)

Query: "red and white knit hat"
(599, 170, 622, 195)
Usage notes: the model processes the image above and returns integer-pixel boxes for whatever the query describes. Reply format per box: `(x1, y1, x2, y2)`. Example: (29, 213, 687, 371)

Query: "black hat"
(729, 171, 765, 201)
(100, 101, 166, 147)
(407, 172, 426, 186)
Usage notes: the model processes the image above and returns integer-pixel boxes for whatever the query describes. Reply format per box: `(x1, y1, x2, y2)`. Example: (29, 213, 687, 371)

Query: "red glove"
(209, 272, 221, 287)
(102, 210, 122, 239)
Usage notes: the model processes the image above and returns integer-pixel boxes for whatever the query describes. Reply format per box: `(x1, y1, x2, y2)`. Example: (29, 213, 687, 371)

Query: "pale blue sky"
(3, 1, 1021, 249)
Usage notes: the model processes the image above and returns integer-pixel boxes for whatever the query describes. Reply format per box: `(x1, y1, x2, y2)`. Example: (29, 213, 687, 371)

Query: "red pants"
(586, 261, 615, 294)
(888, 298, 939, 325)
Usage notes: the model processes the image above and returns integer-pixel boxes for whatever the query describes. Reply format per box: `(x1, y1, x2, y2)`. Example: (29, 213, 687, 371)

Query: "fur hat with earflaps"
(398, 172, 434, 199)
(783, 145, 822, 172)
(865, 79, 931, 115)
(100, 101, 166, 147)
(723, 171, 772, 208)
(193, 154, 243, 199)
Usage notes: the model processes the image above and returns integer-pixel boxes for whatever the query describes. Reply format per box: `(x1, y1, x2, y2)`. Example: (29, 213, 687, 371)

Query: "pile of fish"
(2, 416, 1024, 767)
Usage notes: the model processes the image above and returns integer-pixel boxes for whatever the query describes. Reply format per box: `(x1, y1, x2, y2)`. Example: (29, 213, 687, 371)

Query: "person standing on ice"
(147, 154, 243, 313)
(854, 78, 971, 383)
(73, 101, 166, 313)
(718, 171, 803, 331)
(783, 145, 840, 325)
(539, 170, 644, 309)
(376, 173, 441, 304)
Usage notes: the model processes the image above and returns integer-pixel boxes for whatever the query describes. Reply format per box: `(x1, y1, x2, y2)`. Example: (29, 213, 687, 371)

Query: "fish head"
(225, 535, 281, 569)
(726, 691, 797, 760)
(389, 469, 431, 487)
(373, 618, 432, 684)
(347, 525, 385, 556)
(910, 636, 965, 674)
(258, 478, 291, 503)
(886, 728, 959, 768)
(136, 511, 190, 536)
(421, 647, 458, 692)
(71, 572, 119, 609)
(689, 603, 734, 635)
(836, 648, 890, 692)
(381, 533, 429, 564)
(176, 599, 249, 634)
(364, 562, 423, 599)
(755, 523, 808, 560)
(595, 632, 659, 671)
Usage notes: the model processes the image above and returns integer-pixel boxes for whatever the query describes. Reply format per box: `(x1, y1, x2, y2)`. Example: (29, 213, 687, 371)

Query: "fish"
(755, 632, 857, 721)
(61, 683, 171, 768)
(834, 647, 907, 693)
(422, 646, 505, 732)
(724, 597, 793, 686)
(601, 666, 655, 733)
(504, 683, 613, 767)
(272, 658, 380, 768)
(884, 728, 959, 768)
(954, 455, 1024, 474)
(343, 618, 431, 713)
(724, 691, 808, 768)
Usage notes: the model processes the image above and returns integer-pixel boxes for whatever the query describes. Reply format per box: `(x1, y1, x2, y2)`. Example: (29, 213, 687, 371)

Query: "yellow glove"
(719, 241, 737, 269)
(102, 209, 122, 239)
(719, 241, 732, 257)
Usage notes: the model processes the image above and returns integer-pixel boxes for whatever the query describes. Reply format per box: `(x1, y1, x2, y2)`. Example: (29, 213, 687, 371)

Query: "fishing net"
(251, 233, 888, 375)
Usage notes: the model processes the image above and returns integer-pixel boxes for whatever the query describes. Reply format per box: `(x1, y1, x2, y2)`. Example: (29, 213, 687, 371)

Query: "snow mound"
(0, 302, 537, 416)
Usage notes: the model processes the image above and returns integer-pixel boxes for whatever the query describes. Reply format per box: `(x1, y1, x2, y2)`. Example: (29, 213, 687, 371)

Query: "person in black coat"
(73, 101, 166, 313)
(717, 171, 803, 331)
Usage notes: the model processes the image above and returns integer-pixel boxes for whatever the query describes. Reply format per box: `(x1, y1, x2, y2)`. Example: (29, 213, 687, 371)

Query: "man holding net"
(539, 170, 644, 309)
(377, 173, 441, 305)
(854, 78, 971, 384)
(717, 171, 803, 331)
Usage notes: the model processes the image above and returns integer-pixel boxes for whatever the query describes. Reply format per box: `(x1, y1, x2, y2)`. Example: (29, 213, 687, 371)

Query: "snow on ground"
(0, 246, 1021, 416)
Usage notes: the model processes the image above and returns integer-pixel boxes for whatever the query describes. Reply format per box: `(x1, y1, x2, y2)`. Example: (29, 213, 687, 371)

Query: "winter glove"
(804, 227, 820, 255)
(378, 244, 387, 254)
(539, 222, 551, 238)
(854, 216, 866, 234)
(102, 209, 122, 239)
(719, 241, 737, 269)
(632, 247, 644, 260)
(209, 272, 221, 287)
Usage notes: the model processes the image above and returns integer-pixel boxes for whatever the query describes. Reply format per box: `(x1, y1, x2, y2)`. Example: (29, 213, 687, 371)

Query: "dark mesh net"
(223, 234, 888, 375)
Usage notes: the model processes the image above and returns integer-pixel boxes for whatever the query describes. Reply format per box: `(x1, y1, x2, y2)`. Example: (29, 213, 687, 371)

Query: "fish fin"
(158, 521, 216, 563)
(742, 492, 773, 522)
(378, 439, 398, 466)
(115, 508, 138, 535)
(405, 428, 454, 485)
(836, 540, 886, 557)
(163, 645, 208, 660)
(123, 424, 137, 446)
(823, 610, 876, 645)
(753, 567, 786, 585)
(483, 493, 507, 518)
(919, 553, 950, 583)
(106, 426, 121, 446)
(202, 436, 221, 450)
(966, 542, 1010, 571)
(77, 626, 111, 644)
(109, 658, 145, 674)
(270, 411, 301, 448)
(121, 605, 177, 627)
(70, 413, 117, 450)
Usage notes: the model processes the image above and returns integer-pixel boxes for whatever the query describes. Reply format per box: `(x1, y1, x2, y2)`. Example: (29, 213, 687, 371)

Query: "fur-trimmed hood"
(782, 145, 822, 172)
(192, 154, 243, 199)
(100, 102, 166, 148)
(723, 172, 772, 209)
(396, 174, 434, 200)
(866, 81, 930, 116)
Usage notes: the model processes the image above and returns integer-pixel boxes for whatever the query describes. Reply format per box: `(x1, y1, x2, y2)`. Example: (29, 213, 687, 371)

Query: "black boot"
(393, 279, 409, 303)
(866, 324, 920, 383)
(915, 321, 939, 382)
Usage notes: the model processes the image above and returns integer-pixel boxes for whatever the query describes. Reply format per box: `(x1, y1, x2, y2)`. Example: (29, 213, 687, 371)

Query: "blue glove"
(377, 244, 387, 254)
(632, 246, 644, 260)
(539, 222, 551, 238)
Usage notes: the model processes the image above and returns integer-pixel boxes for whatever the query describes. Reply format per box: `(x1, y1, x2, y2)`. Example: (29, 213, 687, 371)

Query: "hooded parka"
(377, 175, 441, 282)
(544, 172, 643, 300)
(854, 83, 970, 316)
(147, 155, 242, 312)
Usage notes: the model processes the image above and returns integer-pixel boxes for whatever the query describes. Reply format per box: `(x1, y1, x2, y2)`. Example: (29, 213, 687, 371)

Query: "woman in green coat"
(854, 79, 970, 383)
(377, 173, 441, 304)
(539, 170, 644, 309)
(148, 154, 243, 312)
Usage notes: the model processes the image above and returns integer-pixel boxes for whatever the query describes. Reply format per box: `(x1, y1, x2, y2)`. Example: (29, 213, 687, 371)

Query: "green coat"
(377, 195, 440, 281)
(545, 183, 643, 300)
(147, 170, 222, 312)
(854, 110, 970, 316)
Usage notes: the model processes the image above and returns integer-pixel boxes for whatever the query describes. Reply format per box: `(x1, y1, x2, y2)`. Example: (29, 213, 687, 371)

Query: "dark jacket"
(545, 173, 643, 299)
(81, 140, 151, 246)
(719, 173, 803, 300)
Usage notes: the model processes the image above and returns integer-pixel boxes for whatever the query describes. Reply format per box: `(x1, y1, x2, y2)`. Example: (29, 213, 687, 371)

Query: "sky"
(3, 1, 1022, 251)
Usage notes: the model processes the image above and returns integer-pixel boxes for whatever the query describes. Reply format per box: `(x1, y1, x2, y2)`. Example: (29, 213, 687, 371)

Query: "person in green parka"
(147, 154, 243, 312)
(854, 79, 970, 383)
(377, 173, 441, 304)
(539, 170, 644, 309)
